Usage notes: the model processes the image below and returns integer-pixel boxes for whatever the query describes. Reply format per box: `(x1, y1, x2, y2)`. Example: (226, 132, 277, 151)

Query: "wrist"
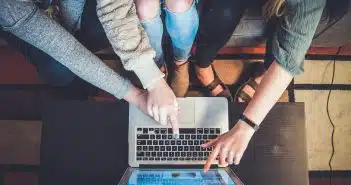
(237, 119, 256, 135)
(123, 85, 143, 105)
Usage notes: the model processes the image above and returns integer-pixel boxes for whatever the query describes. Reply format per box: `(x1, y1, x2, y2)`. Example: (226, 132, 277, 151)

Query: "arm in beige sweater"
(96, 0, 164, 89)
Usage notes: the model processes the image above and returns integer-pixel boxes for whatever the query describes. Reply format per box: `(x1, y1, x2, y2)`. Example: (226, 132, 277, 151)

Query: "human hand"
(123, 85, 148, 114)
(202, 120, 255, 172)
(147, 79, 179, 136)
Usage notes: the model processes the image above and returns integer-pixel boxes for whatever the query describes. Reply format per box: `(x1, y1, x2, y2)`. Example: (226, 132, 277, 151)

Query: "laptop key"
(174, 157, 179, 160)
(151, 152, 156, 157)
(143, 146, 148, 151)
(165, 140, 170, 145)
(190, 146, 195, 151)
(137, 146, 142, 151)
(199, 152, 203, 157)
(182, 140, 187, 145)
(156, 135, 161, 139)
(159, 140, 164, 145)
(216, 128, 220, 134)
(155, 146, 160, 151)
(171, 140, 176, 145)
(137, 134, 149, 139)
(191, 135, 196, 139)
(197, 128, 203, 134)
(161, 146, 165, 151)
(161, 128, 167, 134)
(175, 152, 180, 157)
(188, 141, 193, 145)
(197, 135, 202, 140)
(203, 135, 208, 140)
(194, 141, 200, 145)
(143, 128, 148, 134)
(137, 152, 144, 156)
(137, 140, 146, 145)
(204, 128, 209, 134)
(168, 128, 173, 134)
(177, 140, 182, 145)
(172, 146, 177, 151)
(162, 135, 167, 139)
(209, 135, 217, 139)
(168, 135, 173, 139)
(196, 146, 200, 151)
(184, 146, 189, 151)
(147, 140, 152, 145)
(163, 152, 168, 157)
(146, 152, 150, 156)
(154, 128, 160, 134)
(179, 128, 196, 134)
(155, 157, 160, 161)
(150, 135, 155, 139)
(169, 152, 175, 157)
(187, 152, 192, 157)
(149, 157, 154, 160)
(161, 157, 166, 161)
(148, 146, 154, 151)
(210, 128, 215, 134)
(167, 158, 172, 160)
(204, 152, 209, 157)
(180, 135, 185, 139)
(180, 158, 185, 161)
(137, 128, 142, 131)
(181, 152, 186, 157)
(193, 152, 198, 157)
(149, 128, 154, 131)
(166, 146, 171, 151)
(185, 135, 190, 139)
(153, 140, 158, 145)
(157, 152, 162, 157)
(137, 157, 142, 160)
(178, 146, 183, 151)
(185, 158, 191, 161)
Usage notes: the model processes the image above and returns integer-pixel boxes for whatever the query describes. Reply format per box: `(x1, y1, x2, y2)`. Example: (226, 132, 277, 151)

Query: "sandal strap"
(238, 90, 252, 102)
(204, 77, 221, 92)
(247, 78, 258, 90)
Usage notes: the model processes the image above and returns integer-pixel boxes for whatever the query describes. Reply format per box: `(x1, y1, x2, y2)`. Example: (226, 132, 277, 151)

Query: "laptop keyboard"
(136, 128, 220, 161)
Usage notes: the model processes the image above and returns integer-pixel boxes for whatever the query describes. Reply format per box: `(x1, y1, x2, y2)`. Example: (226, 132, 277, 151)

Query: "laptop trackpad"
(178, 99, 195, 125)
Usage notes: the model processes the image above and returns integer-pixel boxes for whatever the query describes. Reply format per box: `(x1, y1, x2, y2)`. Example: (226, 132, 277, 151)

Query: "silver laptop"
(119, 97, 243, 185)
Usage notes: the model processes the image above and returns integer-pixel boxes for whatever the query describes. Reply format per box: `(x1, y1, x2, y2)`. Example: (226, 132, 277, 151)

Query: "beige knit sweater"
(96, 0, 164, 89)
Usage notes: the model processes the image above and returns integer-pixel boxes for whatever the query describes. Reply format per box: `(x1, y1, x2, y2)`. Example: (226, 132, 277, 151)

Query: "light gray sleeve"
(0, 0, 131, 99)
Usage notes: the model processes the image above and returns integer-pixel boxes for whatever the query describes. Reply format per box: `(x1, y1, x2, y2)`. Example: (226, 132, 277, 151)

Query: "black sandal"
(235, 62, 265, 103)
(203, 65, 234, 102)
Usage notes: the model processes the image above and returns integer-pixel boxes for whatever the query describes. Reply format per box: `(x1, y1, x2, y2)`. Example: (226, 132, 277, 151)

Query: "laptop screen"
(126, 169, 237, 185)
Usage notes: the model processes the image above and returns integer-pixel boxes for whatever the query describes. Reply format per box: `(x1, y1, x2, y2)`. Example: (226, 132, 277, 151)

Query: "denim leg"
(165, 0, 199, 62)
(1, 31, 75, 86)
(141, 14, 166, 67)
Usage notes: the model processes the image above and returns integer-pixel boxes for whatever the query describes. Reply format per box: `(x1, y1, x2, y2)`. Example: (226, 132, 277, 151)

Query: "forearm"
(243, 61, 293, 125)
(1, 2, 131, 99)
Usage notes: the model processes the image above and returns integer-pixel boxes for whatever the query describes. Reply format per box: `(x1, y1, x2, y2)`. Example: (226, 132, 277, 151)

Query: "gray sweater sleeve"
(0, 0, 131, 99)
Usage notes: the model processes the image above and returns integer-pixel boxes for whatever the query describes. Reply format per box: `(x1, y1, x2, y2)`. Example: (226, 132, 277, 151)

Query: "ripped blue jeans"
(140, 0, 199, 66)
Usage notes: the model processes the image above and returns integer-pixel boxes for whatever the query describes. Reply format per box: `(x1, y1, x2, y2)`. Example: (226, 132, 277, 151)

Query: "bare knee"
(135, 0, 160, 20)
(165, 0, 193, 13)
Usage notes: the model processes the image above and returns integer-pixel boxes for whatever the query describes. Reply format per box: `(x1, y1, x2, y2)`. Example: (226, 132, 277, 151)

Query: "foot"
(169, 60, 190, 97)
(194, 65, 224, 96)
(237, 75, 263, 102)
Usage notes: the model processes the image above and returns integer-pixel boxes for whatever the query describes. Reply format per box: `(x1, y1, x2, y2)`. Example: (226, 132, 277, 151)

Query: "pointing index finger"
(204, 145, 221, 172)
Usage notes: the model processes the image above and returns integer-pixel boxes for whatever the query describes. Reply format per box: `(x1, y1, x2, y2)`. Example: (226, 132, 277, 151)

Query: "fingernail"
(173, 132, 179, 139)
